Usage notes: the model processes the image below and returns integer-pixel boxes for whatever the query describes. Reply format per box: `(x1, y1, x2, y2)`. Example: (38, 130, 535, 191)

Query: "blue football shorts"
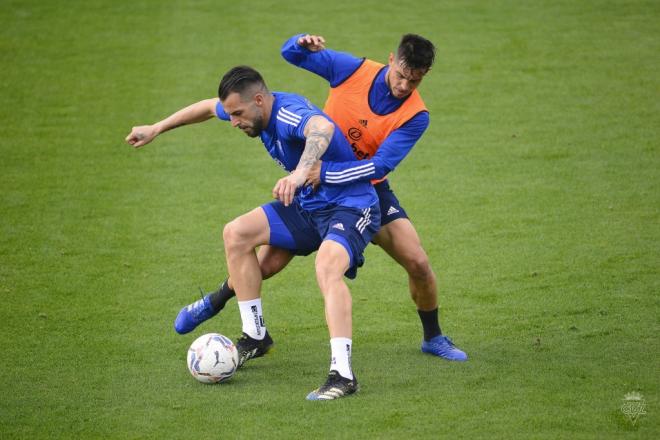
(374, 180, 408, 226)
(261, 199, 381, 279)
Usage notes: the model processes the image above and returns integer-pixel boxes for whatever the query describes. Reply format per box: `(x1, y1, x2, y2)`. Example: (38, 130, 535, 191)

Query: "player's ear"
(254, 93, 264, 106)
(388, 52, 395, 66)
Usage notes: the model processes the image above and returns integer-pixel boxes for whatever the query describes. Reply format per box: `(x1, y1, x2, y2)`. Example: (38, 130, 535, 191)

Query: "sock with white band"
(238, 298, 266, 340)
(330, 337, 353, 380)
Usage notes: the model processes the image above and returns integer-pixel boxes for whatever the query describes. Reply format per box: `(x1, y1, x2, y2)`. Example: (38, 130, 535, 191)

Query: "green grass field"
(1, 0, 658, 438)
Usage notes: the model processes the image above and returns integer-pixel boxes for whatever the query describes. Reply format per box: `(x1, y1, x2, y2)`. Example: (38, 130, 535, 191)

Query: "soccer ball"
(187, 333, 239, 384)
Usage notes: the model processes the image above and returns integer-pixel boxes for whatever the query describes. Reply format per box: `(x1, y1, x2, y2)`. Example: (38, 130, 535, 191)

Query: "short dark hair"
(397, 34, 435, 72)
(218, 66, 268, 101)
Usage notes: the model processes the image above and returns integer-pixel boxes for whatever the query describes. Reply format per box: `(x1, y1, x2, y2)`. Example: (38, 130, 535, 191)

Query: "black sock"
(208, 279, 236, 312)
(418, 308, 442, 341)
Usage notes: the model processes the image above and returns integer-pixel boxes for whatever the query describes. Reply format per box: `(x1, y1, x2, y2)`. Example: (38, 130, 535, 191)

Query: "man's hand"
(273, 169, 307, 207)
(126, 125, 158, 148)
(305, 161, 322, 189)
(297, 34, 326, 52)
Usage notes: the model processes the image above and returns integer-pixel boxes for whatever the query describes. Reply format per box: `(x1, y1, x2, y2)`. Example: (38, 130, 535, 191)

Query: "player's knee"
(260, 264, 274, 280)
(315, 263, 335, 290)
(403, 251, 435, 281)
(315, 258, 346, 292)
(222, 220, 252, 253)
(222, 221, 238, 251)
(260, 260, 281, 280)
(315, 241, 350, 290)
(258, 248, 292, 280)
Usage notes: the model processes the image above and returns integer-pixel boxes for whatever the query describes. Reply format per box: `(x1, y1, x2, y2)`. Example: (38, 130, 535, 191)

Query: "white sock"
(238, 298, 266, 340)
(330, 337, 353, 380)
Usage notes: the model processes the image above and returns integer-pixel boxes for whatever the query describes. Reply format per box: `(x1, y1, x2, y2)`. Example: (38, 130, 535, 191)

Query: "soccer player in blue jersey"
(182, 35, 467, 362)
(125, 66, 380, 400)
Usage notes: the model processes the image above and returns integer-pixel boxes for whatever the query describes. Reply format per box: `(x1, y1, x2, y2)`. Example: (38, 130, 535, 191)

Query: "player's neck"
(384, 67, 393, 92)
(261, 93, 275, 125)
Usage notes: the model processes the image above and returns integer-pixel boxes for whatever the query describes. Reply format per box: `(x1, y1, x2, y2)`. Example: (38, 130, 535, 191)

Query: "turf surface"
(1, 0, 658, 438)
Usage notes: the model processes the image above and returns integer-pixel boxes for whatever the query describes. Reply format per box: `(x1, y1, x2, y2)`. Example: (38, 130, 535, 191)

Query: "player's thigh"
(223, 206, 271, 248)
(373, 217, 428, 267)
(257, 245, 294, 279)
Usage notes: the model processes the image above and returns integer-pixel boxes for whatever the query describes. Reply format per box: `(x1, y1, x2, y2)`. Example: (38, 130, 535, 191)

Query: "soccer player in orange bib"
(175, 34, 467, 362)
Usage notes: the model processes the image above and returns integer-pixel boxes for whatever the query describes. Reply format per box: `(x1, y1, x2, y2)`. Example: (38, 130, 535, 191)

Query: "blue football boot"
(174, 294, 218, 334)
(421, 335, 468, 361)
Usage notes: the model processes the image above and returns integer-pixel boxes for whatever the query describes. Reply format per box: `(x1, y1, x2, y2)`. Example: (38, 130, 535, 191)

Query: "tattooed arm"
(272, 115, 334, 206)
(125, 98, 219, 148)
(298, 115, 333, 171)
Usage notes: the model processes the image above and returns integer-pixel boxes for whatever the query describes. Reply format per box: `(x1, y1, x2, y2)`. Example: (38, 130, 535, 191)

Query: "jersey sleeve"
(281, 34, 364, 87)
(215, 101, 230, 121)
(276, 100, 323, 142)
(320, 111, 430, 184)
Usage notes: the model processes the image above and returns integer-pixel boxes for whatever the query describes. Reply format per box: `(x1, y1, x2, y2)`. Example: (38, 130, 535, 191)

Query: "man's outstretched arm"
(280, 34, 363, 87)
(125, 98, 219, 148)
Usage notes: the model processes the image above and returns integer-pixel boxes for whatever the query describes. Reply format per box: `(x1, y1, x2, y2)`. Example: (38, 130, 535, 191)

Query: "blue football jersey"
(215, 92, 377, 211)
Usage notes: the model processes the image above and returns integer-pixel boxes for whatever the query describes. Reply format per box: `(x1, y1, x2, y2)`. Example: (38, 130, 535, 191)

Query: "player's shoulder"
(364, 58, 385, 69)
(406, 89, 429, 115)
(273, 92, 322, 129)
(274, 91, 320, 113)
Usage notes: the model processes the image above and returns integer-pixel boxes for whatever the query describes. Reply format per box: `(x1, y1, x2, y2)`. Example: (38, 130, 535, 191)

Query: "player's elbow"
(281, 40, 301, 64)
(372, 159, 394, 179)
(372, 169, 389, 180)
(280, 47, 294, 63)
(316, 117, 335, 137)
(306, 115, 334, 140)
